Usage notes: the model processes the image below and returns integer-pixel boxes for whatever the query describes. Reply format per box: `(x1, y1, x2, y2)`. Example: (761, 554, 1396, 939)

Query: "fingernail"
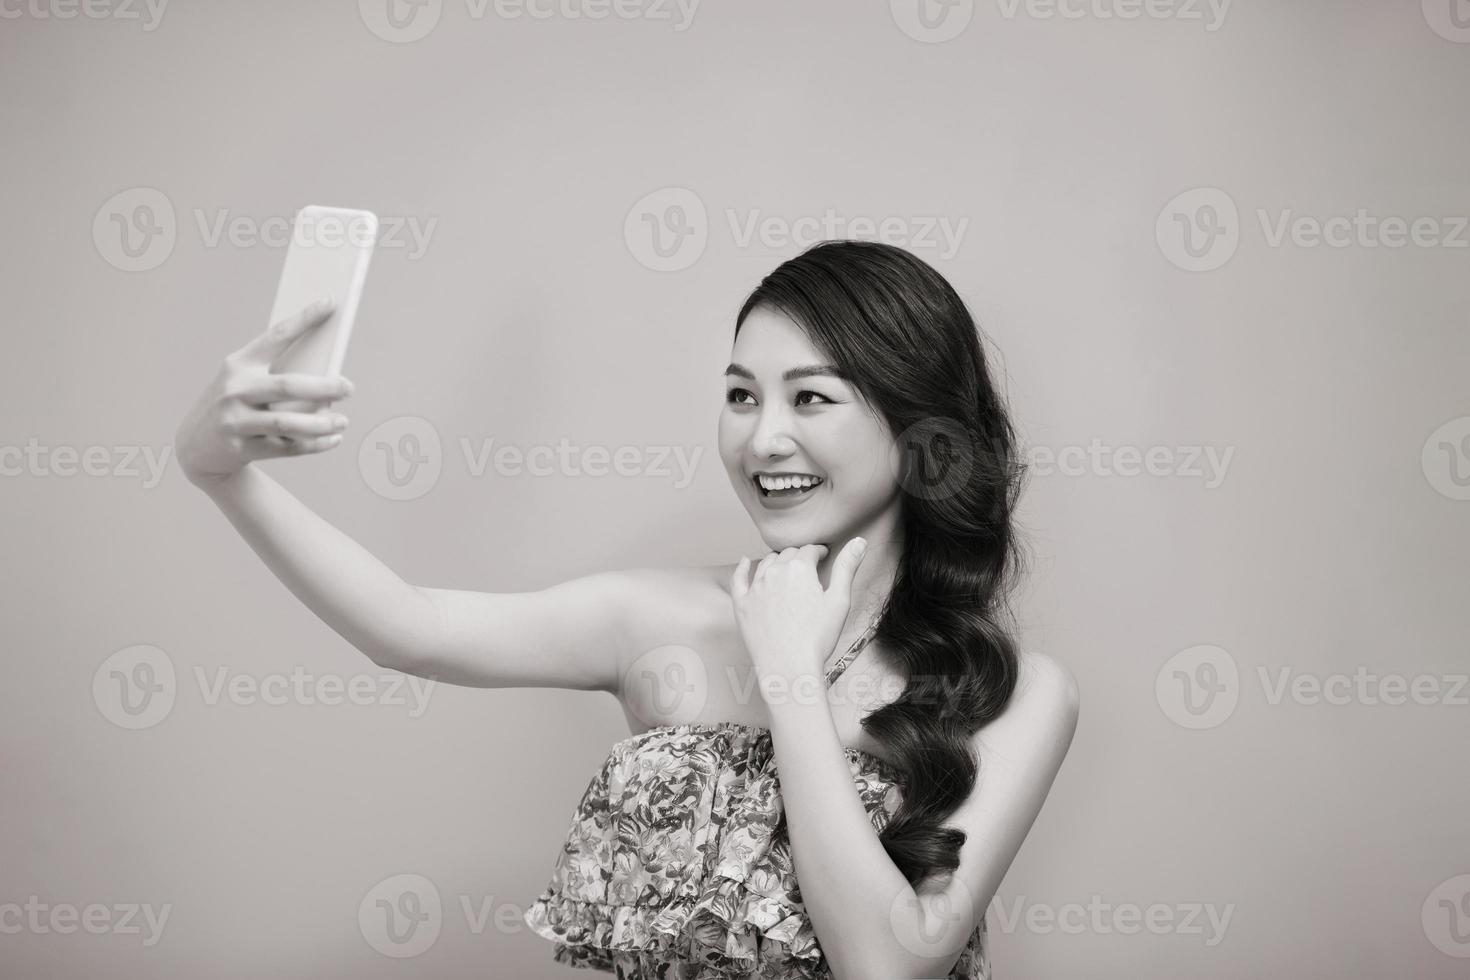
(341, 378, 355, 395)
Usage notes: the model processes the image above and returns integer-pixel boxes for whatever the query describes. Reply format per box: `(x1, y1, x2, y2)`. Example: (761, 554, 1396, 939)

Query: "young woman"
(175, 240, 1079, 980)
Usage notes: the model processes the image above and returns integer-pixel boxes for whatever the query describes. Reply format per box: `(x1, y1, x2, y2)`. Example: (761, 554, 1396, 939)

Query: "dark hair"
(735, 240, 1027, 887)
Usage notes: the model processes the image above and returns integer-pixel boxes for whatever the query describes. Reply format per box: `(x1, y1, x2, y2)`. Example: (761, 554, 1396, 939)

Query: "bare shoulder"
(1014, 650, 1081, 720)
(606, 562, 722, 627)
(605, 561, 732, 678)
(976, 651, 1080, 758)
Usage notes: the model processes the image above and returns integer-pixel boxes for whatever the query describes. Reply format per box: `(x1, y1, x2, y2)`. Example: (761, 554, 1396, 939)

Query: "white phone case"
(267, 205, 377, 413)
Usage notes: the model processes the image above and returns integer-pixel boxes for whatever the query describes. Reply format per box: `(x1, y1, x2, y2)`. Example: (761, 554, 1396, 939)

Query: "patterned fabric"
(523, 721, 990, 979)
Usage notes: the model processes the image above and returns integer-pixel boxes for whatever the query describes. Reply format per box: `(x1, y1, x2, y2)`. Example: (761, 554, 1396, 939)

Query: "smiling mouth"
(754, 476, 825, 498)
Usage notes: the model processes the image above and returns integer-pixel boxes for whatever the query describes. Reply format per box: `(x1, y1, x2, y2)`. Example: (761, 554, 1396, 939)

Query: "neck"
(818, 529, 901, 638)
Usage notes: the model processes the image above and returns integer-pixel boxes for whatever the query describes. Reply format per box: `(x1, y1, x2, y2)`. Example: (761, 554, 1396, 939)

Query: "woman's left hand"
(730, 539, 868, 704)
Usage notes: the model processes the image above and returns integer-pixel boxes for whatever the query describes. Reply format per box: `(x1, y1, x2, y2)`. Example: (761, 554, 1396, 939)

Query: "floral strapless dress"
(523, 720, 990, 979)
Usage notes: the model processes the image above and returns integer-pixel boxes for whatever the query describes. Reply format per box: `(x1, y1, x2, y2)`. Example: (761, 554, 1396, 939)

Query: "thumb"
(828, 537, 868, 598)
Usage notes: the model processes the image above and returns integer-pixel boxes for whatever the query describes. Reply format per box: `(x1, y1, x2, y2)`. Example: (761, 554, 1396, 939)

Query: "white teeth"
(758, 474, 823, 491)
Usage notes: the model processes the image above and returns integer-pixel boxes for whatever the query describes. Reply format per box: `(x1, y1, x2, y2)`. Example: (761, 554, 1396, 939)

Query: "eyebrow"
(723, 362, 850, 383)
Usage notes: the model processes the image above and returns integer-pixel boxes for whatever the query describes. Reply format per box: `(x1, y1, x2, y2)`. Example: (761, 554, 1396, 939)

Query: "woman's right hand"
(175, 299, 355, 489)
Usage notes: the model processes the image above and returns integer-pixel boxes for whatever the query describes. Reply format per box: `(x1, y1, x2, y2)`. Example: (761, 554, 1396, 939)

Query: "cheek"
(716, 414, 745, 471)
(837, 444, 902, 498)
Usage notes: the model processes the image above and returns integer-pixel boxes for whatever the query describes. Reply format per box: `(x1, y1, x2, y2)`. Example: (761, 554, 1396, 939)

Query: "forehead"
(731, 305, 824, 365)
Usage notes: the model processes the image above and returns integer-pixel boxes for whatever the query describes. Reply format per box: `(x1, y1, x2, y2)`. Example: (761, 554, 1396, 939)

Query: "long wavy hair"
(735, 240, 1027, 887)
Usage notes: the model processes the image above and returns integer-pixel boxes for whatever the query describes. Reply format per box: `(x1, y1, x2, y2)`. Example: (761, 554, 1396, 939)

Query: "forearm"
(766, 698, 921, 980)
(196, 465, 438, 667)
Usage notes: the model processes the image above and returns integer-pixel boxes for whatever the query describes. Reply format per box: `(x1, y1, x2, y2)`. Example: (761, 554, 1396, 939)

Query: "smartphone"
(266, 205, 378, 413)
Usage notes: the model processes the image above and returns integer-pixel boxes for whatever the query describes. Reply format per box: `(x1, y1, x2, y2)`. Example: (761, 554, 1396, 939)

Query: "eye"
(725, 388, 832, 407)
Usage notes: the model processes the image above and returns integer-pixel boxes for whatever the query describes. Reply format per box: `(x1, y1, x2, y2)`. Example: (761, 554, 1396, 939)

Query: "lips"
(753, 475, 824, 496)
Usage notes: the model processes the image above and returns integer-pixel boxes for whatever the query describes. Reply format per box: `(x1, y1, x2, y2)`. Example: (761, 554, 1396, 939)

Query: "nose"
(750, 405, 797, 460)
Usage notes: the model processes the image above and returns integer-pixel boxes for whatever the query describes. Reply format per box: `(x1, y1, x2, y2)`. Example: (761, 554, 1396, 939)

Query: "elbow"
(366, 587, 443, 675)
(366, 643, 415, 673)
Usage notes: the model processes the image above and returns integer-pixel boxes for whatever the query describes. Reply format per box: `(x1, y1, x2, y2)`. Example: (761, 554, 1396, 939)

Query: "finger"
(796, 544, 827, 567)
(233, 298, 335, 366)
(241, 432, 344, 460)
(753, 553, 775, 584)
(232, 372, 354, 407)
(229, 409, 347, 439)
(828, 537, 868, 597)
(731, 556, 750, 598)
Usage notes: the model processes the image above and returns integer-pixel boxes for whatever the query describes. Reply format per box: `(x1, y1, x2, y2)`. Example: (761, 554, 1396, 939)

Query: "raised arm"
(177, 300, 646, 693)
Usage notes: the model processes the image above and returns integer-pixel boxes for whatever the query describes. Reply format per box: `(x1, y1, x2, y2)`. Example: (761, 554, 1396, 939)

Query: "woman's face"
(718, 304, 902, 551)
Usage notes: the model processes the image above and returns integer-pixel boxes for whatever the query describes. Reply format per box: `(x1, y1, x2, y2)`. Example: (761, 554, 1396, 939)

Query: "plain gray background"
(3, 0, 1469, 977)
